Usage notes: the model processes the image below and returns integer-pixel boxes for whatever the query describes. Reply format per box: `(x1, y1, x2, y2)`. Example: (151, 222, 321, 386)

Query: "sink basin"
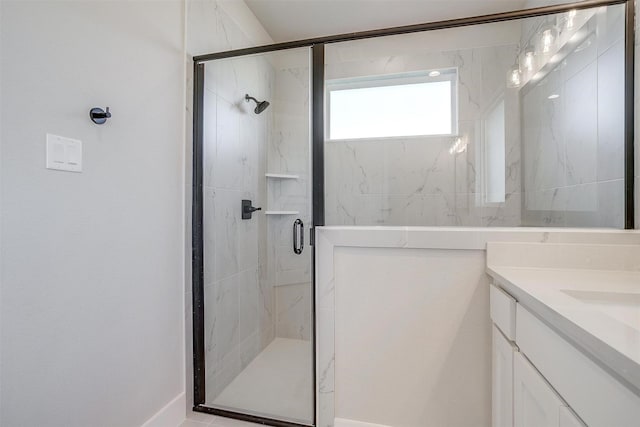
(561, 289, 640, 330)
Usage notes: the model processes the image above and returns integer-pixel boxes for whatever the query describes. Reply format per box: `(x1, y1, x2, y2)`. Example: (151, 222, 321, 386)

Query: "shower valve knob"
(241, 199, 262, 220)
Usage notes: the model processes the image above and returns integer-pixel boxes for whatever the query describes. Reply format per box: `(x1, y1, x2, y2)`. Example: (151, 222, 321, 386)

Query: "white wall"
(0, 1, 185, 426)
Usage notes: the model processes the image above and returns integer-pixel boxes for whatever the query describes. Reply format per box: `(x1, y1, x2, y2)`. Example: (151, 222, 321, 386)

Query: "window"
(326, 69, 458, 140)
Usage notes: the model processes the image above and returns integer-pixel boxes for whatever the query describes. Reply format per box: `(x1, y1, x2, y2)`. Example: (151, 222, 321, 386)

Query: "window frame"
(325, 68, 459, 142)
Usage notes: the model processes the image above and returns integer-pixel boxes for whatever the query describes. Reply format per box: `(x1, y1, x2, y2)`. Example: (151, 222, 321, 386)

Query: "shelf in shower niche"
(264, 211, 300, 215)
(265, 173, 300, 180)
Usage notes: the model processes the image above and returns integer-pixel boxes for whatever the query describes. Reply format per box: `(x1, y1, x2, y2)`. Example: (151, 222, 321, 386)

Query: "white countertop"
(486, 242, 640, 394)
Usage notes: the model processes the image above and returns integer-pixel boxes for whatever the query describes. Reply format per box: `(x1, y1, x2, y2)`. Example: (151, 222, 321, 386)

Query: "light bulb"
(541, 29, 554, 53)
(536, 23, 558, 57)
(566, 9, 576, 30)
(507, 66, 522, 88)
(524, 51, 535, 72)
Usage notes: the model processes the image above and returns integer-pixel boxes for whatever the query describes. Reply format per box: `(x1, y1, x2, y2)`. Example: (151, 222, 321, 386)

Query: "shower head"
(245, 94, 270, 114)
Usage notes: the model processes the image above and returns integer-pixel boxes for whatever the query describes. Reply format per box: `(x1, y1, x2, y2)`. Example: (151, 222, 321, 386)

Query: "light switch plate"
(46, 134, 82, 172)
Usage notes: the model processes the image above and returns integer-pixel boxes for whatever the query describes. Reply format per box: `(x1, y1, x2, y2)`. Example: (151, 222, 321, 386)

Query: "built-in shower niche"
(201, 47, 314, 425)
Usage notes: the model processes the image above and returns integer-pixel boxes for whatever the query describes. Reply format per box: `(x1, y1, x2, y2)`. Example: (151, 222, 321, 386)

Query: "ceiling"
(245, 0, 530, 42)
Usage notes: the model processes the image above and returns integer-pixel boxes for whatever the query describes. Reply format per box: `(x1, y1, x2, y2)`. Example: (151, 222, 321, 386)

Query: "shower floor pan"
(209, 337, 313, 425)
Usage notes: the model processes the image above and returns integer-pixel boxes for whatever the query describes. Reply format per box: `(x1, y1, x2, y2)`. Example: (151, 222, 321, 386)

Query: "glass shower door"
(200, 46, 314, 425)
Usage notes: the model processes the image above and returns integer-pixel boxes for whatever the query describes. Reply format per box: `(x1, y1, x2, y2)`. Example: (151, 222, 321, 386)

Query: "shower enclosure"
(192, 0, 634, 426)
(193, 47, 315, 425)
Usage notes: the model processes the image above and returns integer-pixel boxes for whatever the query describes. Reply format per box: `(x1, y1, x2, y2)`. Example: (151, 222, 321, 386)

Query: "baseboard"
(141, 392, 186, 427)
(334, 418, 391, 427)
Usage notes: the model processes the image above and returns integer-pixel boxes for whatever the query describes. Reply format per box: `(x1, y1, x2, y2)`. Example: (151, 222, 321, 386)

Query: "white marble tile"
(561, 28, 597, 82)
(596, 3, 625, 57)
(446, 49, 482, 122)
(207, 344, 241, 400)
(214, 273, 240, 363)
(239, 116, 259, 197)
(597, 179, 625, 228)
(238, 268, 259, 343)
(238, 330, 260, 370)
(213, 189, 240, 280)
(214, 97, 243, 191)
(203, 282, 220, 379)
(316, 308, 335, 427)
(383, 138, 456, 196)
(315, 232, 336, 312)
(203, 187, 216, 285)
(564, 62, 598, 186)
(203, 89, 217, 188)
(275, 282, 312, 340)
(481, 193, 522, 227)
(325, 140, 385, 196)
(597, 39, 625, 182)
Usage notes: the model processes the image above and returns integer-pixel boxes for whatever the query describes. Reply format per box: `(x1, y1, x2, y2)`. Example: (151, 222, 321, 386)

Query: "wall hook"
(89, 107, 111, 125)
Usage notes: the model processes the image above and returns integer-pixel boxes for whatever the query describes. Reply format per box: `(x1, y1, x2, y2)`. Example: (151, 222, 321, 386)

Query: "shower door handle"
(293, 219, 304, 255)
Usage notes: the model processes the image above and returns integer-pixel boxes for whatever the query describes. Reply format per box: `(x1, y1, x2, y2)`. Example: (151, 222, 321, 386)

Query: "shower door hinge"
(310, 227, 315, 247)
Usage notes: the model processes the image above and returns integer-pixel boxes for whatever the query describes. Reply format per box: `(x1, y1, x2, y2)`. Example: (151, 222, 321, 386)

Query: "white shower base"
(211, 337, 313, 424)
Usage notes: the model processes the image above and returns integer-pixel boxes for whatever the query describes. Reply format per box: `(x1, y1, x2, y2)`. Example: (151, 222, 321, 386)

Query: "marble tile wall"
(324, 41, 522, 227)
(202, 53, 276, 399)
(195, 3, 276, 398)
(522, 5, 626, 227)
(267, 57, 313, 341)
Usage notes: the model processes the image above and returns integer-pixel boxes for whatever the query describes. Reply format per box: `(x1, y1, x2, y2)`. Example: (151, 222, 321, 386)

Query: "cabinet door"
(514, 352, 564, 427)
(493, 325, 516, 427)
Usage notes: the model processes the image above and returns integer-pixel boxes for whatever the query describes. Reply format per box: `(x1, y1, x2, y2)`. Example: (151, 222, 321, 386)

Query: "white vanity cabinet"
(491, 284, 518, 427)
(490, 284, 587, 427)
(490, 283, 639, 427)
(492, 325, 516, 427)
(513, 351, 568, 427)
